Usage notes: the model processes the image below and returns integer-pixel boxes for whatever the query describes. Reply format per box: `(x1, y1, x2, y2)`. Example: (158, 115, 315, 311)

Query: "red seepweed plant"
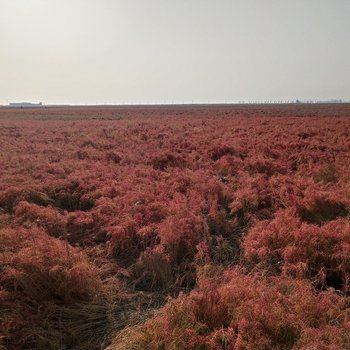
(1, 105, 350, 349)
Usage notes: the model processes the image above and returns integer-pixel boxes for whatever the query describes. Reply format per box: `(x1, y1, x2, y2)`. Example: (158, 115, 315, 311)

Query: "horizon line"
(2, 99, 350, 108)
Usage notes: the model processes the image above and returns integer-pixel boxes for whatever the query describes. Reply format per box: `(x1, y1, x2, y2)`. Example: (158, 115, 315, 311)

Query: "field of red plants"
(1, 104, 350, 350)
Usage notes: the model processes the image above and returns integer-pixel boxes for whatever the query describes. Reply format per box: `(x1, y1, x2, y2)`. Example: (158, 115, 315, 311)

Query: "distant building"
(9, 102, 43, 108)
(320, 99, 343, 104)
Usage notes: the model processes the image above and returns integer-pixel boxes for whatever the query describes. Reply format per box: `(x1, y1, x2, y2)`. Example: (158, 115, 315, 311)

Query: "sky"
(1, 0, 349, 105)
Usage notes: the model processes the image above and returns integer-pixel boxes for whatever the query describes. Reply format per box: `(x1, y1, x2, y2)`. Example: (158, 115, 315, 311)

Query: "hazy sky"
(1, 0, 349, 104)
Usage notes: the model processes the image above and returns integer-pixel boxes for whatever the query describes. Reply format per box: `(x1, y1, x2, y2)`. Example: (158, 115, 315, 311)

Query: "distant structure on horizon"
(317, 99, 343, 104)
(9, 102, 43, 108)
(295, 99, 344, 104)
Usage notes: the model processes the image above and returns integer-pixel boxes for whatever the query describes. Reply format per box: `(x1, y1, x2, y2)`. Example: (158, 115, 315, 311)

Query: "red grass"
(110, 268, 350, 349)
(1, 104, 350, 349)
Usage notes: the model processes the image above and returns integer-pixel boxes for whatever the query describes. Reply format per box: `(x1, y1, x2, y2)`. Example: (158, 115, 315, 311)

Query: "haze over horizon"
(1, 0, 350, 105)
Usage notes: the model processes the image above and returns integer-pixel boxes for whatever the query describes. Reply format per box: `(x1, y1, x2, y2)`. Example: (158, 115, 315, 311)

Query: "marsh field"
(1, 104, 350, 349)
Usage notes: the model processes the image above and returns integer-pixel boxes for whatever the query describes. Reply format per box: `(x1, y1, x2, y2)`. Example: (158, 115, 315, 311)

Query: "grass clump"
(0, 226, 125, 350)
(108, 268, 350, 350)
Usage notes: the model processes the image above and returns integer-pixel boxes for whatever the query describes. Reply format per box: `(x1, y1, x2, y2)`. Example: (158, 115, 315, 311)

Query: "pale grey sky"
(1, 0, 349, 104)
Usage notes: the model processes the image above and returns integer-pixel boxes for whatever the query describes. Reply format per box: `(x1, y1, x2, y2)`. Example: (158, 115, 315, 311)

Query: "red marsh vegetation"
(1, 104, 350, 349)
